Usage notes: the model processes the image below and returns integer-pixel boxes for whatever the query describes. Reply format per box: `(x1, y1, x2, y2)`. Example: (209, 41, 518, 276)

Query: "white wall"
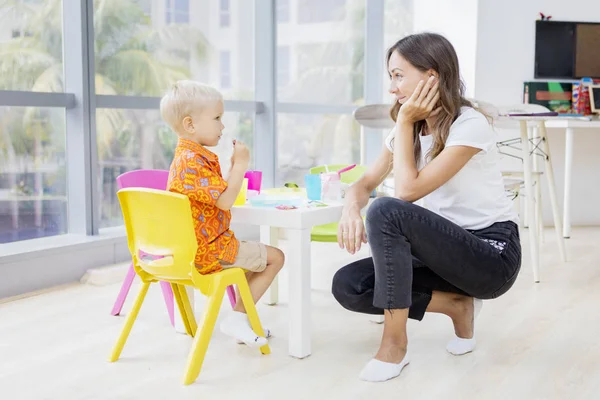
(412, 0, 479, 97)
(475, 0, 600, 226)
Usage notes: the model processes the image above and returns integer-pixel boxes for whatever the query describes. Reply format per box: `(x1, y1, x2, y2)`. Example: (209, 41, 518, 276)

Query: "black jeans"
(332, 197, 522, 321)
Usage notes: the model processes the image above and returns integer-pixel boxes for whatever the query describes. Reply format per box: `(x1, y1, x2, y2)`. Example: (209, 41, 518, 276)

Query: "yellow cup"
(234, 178, 249, 206)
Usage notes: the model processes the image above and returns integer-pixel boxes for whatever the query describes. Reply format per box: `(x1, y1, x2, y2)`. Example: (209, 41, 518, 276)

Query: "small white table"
(231, 203, 343, 359)
(175, 203, 344, 359)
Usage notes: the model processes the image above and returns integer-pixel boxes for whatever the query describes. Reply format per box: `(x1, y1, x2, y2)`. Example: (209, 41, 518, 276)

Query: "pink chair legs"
(110, 263, 176, 327)
(226, 285, 237, 307)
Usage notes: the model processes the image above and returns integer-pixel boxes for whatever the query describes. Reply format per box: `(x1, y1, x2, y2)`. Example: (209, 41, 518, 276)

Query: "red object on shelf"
(573, 82, 594, 115)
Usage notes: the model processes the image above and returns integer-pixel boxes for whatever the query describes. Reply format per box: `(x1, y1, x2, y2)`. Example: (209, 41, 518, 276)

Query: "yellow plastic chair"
(108, 188, 270, 385)
(309, 164, 368, 242)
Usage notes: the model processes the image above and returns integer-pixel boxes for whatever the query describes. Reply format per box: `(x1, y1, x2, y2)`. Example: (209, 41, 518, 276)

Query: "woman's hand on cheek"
(397, 76, 441, 124)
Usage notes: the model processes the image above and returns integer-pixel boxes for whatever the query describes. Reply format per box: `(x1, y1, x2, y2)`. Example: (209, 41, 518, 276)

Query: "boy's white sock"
(446, 298, 483, 356)
(220, 311, 267, 348)
(359, 353, 410, 382)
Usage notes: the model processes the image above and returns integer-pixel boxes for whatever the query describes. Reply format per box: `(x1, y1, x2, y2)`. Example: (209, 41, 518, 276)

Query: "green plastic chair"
(309, 164, 368, 242)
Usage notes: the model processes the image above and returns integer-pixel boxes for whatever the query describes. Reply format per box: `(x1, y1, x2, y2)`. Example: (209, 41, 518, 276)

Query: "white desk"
(543, 119, 600, 238)
(175, 203, 344, 359)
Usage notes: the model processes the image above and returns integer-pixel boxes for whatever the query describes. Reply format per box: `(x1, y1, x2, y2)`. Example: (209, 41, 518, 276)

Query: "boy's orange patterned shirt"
(167, 138, 239, 274)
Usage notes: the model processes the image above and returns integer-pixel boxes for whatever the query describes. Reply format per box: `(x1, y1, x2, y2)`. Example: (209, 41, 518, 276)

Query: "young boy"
(160, 80, 285, 347)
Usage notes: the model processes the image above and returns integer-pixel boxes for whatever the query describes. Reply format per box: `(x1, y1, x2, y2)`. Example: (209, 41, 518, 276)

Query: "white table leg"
(539, 122, 567, 262)
(520, 121, 540, 282)
(536, 174, 544, 243)
(531, 126, 544, 243)
(516, 188, 524, 231)
(563, 127, 574, 238)
(285, 227, 312, 358)
(175, 285, 195, 334)
(260, 225, 280, 305)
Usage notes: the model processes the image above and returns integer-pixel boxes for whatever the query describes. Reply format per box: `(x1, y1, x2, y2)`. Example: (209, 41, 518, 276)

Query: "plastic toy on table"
(275, 204, 298, 210)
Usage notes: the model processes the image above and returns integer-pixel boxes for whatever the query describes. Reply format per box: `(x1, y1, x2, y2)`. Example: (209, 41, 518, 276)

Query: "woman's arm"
(393, 77, 481, 202)
(343, 142, 393, 214)
(393, 119, 480, 202)
(339, 143, 393, 253)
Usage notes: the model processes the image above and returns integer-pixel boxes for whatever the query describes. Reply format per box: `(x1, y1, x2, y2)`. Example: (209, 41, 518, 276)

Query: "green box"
(523, 81, 573, 113)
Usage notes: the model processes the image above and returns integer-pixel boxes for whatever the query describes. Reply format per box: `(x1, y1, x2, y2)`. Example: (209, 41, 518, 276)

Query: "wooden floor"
(1, 228, 599, 400)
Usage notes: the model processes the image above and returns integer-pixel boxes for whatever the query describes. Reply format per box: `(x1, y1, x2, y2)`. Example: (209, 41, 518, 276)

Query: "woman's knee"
(331, 266, 354, 305)
(331, 260, 376, 312)
(366, 197, 411, 226)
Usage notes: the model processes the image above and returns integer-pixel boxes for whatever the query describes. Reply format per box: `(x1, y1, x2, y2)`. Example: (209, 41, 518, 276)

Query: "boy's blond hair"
(160, 80, 223, 132)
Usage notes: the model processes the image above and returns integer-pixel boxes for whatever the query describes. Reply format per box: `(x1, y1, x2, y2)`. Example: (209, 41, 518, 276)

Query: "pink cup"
(244, 170, 263, 193)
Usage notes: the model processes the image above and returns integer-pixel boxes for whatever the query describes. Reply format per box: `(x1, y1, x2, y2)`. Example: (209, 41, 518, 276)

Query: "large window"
(0, 0, 408, 245)
(0, 107, 67, 243)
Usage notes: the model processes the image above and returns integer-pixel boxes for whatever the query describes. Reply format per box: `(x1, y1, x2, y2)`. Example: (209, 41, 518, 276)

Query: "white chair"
(472, 100, 567, 282)
(354, 103, 395, 164)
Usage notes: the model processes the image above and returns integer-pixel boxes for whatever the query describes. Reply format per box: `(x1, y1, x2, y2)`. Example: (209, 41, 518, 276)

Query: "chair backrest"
(497, 103, 551, 114)
(309, 164, 368, 184)
(468, 98, 500, 118)
(118, 188, 200, 285)
(116, 169, 170, 190)
(353, 104, 395, 129)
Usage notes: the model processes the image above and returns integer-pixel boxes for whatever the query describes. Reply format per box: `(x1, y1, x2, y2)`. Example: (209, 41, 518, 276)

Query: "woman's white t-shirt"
(384, 107, 517, 230)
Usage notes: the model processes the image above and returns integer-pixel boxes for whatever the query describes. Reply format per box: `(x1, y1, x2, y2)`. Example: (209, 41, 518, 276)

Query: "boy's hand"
(232, 140, 250, 168)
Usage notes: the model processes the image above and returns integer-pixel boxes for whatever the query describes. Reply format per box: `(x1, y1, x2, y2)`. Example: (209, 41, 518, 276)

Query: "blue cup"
(304, 174, 322, 201)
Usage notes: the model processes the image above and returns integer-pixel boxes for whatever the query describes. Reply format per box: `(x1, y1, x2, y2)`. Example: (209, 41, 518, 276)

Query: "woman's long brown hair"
(387, 33, 473, 164)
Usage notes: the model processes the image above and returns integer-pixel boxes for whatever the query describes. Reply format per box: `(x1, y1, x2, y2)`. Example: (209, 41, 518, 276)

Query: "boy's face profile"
(182, 100, 225, 147)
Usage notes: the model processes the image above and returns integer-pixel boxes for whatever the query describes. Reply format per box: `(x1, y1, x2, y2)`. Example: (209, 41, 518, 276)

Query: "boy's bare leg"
(234, 246, 285, 313)
(220, 246, 284, 347)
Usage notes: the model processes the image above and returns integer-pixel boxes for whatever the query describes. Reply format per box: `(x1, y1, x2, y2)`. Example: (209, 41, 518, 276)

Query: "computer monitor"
(535, 21, 600, 79)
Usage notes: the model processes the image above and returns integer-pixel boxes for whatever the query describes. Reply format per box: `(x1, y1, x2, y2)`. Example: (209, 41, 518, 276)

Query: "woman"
(332, 33, 521, 382)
